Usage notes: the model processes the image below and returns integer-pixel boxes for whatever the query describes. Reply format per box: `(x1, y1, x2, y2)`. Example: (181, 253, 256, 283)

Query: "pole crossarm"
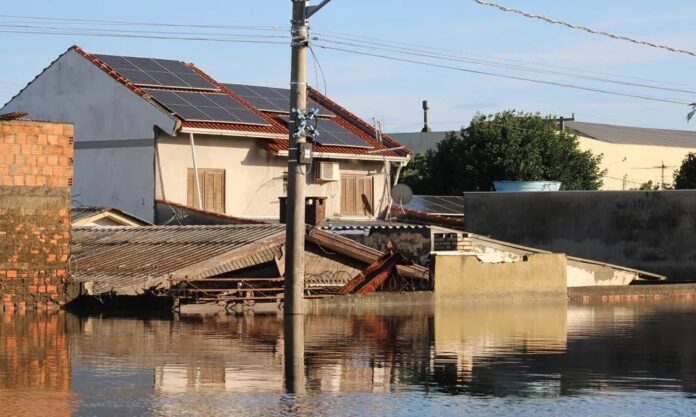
(306, 0, 333, 19)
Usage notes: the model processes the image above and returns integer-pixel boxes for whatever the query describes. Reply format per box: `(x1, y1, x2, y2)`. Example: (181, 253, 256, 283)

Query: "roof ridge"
(308, 86, 411, 157)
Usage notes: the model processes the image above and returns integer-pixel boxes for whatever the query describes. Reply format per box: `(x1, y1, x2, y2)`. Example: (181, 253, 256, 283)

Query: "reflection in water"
(0, 311, 75, 417)
(1, 301, 696, 416)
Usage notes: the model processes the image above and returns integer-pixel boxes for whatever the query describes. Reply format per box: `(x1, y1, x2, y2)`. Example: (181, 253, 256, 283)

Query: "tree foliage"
(673, 152, 696, 189)
(400, 110, 605, 194)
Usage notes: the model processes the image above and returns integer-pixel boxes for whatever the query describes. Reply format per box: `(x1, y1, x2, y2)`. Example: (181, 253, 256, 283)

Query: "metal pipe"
(384, 161, 406, 220)
(189, 132, 203, 210)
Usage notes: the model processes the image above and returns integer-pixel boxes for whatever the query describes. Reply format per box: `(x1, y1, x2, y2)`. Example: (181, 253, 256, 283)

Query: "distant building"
(386, 131, 450, 154)
(565, 121, 696, 190)
(2, 46, 411, 223)
(71, 206, 152, 227)
(391, 119, 696, 190)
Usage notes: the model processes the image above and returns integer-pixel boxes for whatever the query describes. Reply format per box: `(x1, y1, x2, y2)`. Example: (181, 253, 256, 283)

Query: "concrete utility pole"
(284, 0, 309, 317)
(285, 0, 332, 315)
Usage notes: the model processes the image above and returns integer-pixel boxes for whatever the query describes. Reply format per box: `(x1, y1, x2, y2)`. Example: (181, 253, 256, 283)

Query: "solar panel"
(224, 83, 334, 116)
(95, 54, 218, 90)
(313, 119, 371, 148)
(403, 196, 465, 216)
(144, 89, 270, 125)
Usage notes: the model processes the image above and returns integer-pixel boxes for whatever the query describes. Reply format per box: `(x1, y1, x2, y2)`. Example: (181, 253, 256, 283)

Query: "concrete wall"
(577, 136, 692, 190)
(0, 121, 76, 312)
(155, 133, 390, 220)
(462, 191, 696, 281)
(1, 48, 177, 222)
(433, 253, 567, 301)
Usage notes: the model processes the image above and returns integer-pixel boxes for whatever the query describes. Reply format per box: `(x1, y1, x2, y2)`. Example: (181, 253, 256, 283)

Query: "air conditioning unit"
(314, 161, 339, 182)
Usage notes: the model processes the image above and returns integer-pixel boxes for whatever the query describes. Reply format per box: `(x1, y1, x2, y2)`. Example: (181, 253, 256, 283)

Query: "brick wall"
(433, 232, 473, 252)
(0, 120, 74, 312)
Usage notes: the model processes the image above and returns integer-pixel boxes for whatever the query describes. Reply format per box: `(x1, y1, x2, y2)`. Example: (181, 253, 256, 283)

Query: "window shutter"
(187, 168, 225, 213)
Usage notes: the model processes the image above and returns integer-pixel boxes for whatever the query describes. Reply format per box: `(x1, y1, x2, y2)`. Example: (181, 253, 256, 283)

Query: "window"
(340, 175, 374, 216)
(187, 168, 225, 213)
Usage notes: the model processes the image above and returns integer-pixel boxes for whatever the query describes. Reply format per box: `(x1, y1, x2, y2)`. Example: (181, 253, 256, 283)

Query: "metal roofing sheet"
(566, 121, 696, 148)
(71, 225, 286, 293)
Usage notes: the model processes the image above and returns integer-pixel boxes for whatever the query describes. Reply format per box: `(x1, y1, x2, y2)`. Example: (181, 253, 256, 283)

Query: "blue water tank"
(493, 181, 562, 192)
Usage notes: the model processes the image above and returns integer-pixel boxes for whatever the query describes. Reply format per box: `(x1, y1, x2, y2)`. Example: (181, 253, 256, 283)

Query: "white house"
(2, 46, 411, 222)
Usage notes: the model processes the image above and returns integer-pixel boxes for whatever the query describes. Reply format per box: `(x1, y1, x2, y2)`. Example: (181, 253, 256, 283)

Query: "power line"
(0, 14, 287, 31)
(313, 43, 693, 106)
(0, 23, 288, 40)
(471, 0, 696, 57)
(314, 29, 696, 90)
(0, 28, 288, 45)
(313, 35, 696, 95)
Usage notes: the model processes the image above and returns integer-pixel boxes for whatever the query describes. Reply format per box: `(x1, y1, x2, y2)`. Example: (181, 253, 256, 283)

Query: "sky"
(1, 0, 696, 133)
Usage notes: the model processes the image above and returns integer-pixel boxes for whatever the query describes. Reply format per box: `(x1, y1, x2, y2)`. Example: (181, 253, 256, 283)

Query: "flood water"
(2, 300, 696, 417)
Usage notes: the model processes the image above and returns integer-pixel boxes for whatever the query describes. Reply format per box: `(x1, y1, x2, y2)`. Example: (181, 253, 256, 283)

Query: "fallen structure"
(430, 228, 665, 302)
(69, 224, 428, 312)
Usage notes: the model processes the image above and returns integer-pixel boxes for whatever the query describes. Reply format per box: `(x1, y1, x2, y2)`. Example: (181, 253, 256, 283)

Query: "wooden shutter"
(187, 168, 225, 213)
(340, 175, 373, 216)
(359, 177, 374, 215)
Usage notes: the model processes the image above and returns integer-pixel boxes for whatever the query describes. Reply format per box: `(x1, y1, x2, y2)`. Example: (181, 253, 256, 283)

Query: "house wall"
(433, 253, 567, 301)
(577, 136, 692, 190)
(155, 133, 390, 220)
(461, 190, 696, 281)
(1, 48, 177, 222)
(0, 121, 76, 312)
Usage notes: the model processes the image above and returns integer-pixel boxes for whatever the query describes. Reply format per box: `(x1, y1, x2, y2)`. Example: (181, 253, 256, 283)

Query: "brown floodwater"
(1, 300, 696, 416)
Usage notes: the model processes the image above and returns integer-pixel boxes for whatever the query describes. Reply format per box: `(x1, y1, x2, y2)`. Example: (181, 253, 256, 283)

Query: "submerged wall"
(462, 191, 696, 281)
(0, 120, 75, 311)
(433, 253, 567, 301)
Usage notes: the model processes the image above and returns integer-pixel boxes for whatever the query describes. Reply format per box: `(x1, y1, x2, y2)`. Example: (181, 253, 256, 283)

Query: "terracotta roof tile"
(75, 45, 410, 159)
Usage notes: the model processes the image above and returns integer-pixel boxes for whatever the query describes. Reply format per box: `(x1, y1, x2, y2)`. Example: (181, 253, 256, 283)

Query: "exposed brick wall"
(0, 120, 74, 312)
(433, 232, 473, 252)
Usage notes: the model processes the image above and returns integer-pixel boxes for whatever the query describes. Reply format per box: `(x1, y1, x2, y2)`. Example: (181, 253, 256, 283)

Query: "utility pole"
(285, 0, 310, 317)
(284, 0, 332, 394)
(285, 0, 332, 316)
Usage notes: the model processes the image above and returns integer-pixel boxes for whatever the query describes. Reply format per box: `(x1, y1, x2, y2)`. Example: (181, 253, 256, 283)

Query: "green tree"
(673, 152, 696, 189)
(401, 110, 605, 194)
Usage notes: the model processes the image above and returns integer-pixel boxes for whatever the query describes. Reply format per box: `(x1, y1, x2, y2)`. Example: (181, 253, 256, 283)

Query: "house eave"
(179, 126, 286, 139)
(275, 150, 411, 162)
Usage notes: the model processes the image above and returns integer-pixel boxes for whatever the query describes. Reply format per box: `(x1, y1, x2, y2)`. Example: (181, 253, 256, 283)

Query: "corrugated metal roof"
(71, 224, 285, 294)
(566, 121, 696, 148)
(318, 220, 427, 231)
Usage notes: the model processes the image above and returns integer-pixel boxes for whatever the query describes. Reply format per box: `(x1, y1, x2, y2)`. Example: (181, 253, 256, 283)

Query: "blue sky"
(1, 0, 695, 133)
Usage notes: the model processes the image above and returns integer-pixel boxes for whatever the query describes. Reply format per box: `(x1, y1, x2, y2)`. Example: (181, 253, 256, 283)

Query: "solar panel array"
(144, 89, 270, 125)
(225, 84, 333, 116)
(403, 196, 465, 216)
(95, 54, 218, 90)
(313, 119, 372, 148)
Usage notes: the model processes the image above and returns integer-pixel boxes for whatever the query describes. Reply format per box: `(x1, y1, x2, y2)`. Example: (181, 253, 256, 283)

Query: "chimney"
(421, 100, 432, 133)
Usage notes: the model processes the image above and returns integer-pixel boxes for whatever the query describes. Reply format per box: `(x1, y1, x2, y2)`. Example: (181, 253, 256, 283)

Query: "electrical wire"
(471, 0, 696, 57)
(313, 43, 693, 106)
(0, 14, 287, 31)
(314, 30, 696, 90)
(0, 23, 288, 39)
(313, 35, 696, 95)
(0, 28, 288, 44)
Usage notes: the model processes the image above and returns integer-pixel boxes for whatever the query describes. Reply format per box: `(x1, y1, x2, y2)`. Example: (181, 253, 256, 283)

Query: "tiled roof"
(73, 46, 410, 159)
(262, 87, 410, 159)
(75, 46, 287, 137)
(566, 121, 696, 148)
